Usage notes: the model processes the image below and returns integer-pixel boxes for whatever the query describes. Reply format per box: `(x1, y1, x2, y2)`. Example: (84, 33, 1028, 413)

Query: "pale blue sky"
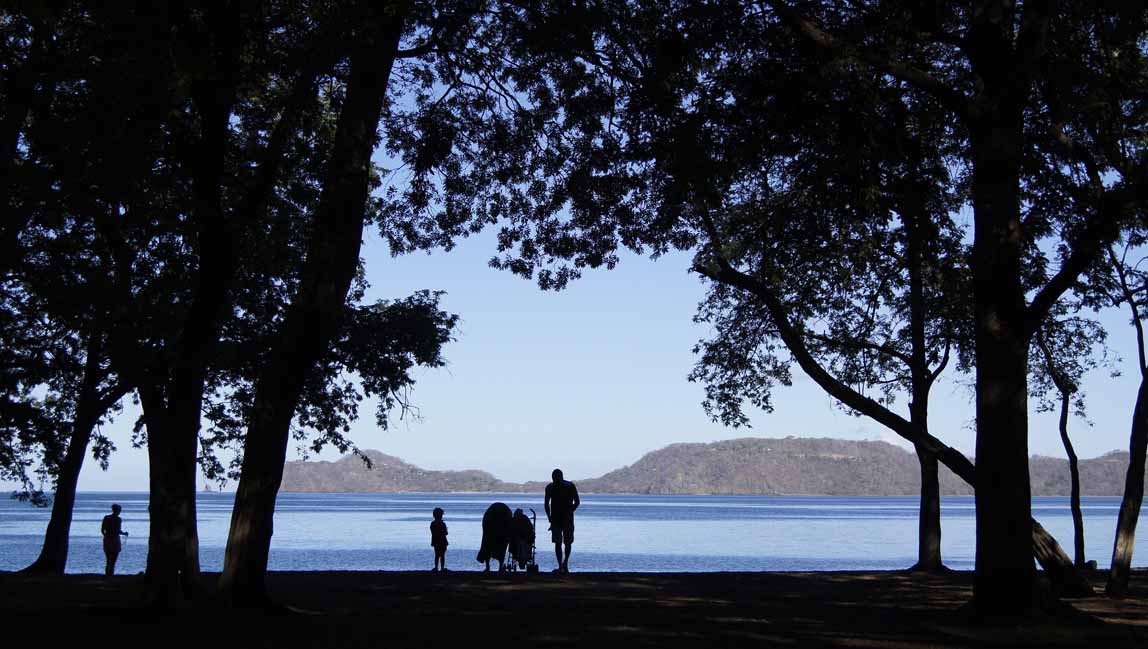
(34, 218, 1142, 491)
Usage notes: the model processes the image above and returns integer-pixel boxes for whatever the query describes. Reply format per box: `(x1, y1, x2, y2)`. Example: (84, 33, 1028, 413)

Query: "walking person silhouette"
(544, 469, 580, 573)
(100, 503, 129, 576)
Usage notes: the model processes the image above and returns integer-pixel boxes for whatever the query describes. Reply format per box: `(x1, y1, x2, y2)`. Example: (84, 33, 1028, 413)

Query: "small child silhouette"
(430, 507, 448, 572)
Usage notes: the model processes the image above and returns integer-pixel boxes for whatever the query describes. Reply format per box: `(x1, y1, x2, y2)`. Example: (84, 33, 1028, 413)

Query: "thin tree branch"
(926, 336, 951, 388)
(806, 331, 914, 368)
(1024, 191, 1130, 334)
(1108, 245, 1148, 378)
(1037, 327, 1074, 396)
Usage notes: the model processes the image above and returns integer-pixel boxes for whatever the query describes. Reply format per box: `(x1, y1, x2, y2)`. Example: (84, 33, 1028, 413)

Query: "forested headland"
(281, 438, 1140, 496)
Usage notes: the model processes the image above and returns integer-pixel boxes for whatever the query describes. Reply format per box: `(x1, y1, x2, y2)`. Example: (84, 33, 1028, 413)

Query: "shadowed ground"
(1, 570, 1145, 647)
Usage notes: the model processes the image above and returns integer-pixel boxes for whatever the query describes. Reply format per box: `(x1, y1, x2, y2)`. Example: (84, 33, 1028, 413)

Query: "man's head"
(432, 507, 444, 520)
(552, 469, 563, 483)
(111, 504, 122, 514)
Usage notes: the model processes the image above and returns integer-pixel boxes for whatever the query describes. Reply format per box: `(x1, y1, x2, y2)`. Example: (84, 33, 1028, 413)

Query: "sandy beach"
(2, 569, 1145, 648)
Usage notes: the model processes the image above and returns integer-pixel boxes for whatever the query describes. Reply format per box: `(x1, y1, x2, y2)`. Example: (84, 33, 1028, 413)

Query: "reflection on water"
(0, 493, 1142, 574)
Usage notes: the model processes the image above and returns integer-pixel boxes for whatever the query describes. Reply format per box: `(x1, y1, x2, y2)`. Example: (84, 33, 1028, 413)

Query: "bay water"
(1, 492, 1143, 574)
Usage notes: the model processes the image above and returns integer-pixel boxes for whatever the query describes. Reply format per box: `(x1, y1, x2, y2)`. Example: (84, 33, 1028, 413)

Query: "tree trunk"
(20, 416, 95, 574)
(1106, 375, 1148, 596)
(912, 444, 944, 571)
(137, 168, 234, 604)
(970, 239, 1037, 616)
(1037, 329, 1087, 571)
(136, 4, 253, 605)
(218, 9, 405, 606)
(763, 0, 1087, 608)
(139, 256, 236, 604)
(139, 387, 202, 605)
(969, 113, 1039, 614)
(22, 367, 100, 573)
(1057, 393, 1086, 568)
(903, 170, 944, 573)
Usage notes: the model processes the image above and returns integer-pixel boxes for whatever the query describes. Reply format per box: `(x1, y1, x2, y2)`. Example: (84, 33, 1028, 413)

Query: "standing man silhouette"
(544, 468, 580, 573)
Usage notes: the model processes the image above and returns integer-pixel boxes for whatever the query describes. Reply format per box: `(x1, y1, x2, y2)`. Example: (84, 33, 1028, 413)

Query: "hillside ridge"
(280, 437, 1137, 496)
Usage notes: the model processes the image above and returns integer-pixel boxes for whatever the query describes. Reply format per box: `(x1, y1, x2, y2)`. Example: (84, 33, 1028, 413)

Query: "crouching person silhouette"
(476, 502, 512, 571)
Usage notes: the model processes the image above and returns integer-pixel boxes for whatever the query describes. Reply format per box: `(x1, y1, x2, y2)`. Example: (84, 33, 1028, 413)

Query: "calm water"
(0, 493, 1143, 574)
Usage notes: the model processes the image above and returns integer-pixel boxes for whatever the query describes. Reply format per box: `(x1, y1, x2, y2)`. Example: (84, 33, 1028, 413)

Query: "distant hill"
(281, 450, 523, 493)
(279, 437, 1138, 496)
(573, 437, 1134, 496)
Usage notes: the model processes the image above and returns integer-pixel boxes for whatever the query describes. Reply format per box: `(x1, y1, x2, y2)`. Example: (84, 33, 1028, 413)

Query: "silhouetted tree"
(686, 75, 969, 573)
(5, 1, 387, 599)
(4, 1, 468, 598)
(1, 245, 127, 576)
(89, 3, 444, 603)
(218, 0, 619, 602)
(16, 321, 129, 574)
(0, 5, 133, 572)
(216, 5, 407, 601)
(1, 249, 59, 503)
(219, 0, 520, 604)
(445, 0, 1142, 612)
(1031, 311, 1109, 569)
(763, 0, 1146, 614)
(199, 290, 459, 483)
(1084, 242, 1148, 596)
(219, 290, 457, 603)
(0, 294, 71, 505)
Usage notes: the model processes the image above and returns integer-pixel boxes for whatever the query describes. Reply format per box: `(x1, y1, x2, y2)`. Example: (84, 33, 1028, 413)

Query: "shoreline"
(3, 569, 1145, 647)
(15, 490, 1136, 497)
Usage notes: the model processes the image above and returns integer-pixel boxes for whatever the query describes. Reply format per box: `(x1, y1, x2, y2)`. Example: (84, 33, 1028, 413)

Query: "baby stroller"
(507, 508, 539, 573)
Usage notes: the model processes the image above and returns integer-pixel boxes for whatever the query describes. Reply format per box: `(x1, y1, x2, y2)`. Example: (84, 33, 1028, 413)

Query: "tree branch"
(237, 33, 338, 227)
(1108, 245, 1148, 378)
(805, 331, 914, 368)
(692, 209, 976, 482)
(926, 336, 951, 389)
(1036, 328, 1074, 397)
(1024, 190, 1130, 334)
(395, 1, 473, 59)
(96, 382, 132, 414)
